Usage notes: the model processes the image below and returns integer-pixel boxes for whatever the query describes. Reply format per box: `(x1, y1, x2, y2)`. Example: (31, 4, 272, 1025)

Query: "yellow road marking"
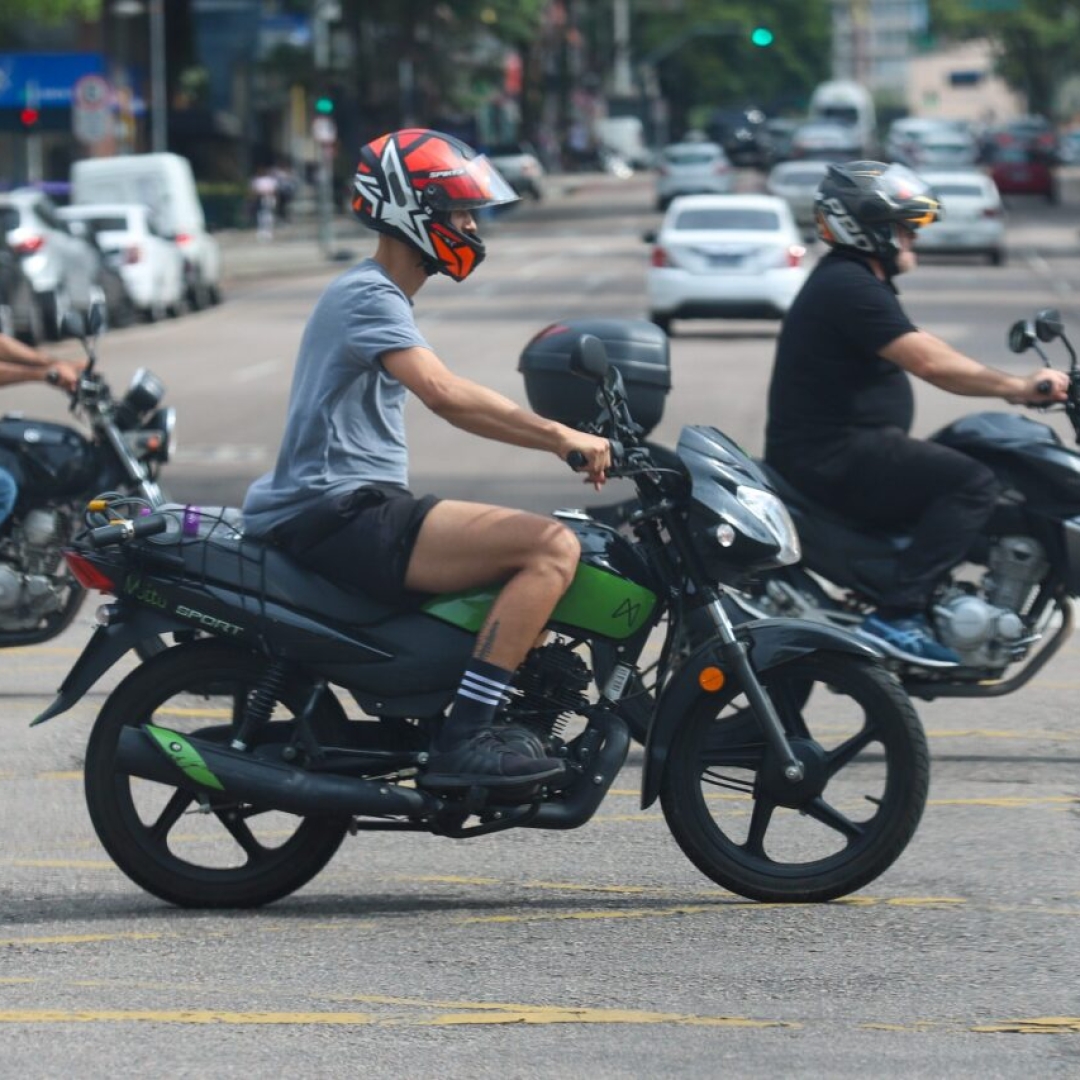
(0, 1006, 793, 1028)
(972, 1017, 1080, 1034)
(10, 859, 114, 870)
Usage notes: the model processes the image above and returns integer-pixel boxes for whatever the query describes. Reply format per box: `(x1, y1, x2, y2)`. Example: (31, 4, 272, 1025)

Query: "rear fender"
(31, 608, 187, 726)
(640, 617, 879, 808)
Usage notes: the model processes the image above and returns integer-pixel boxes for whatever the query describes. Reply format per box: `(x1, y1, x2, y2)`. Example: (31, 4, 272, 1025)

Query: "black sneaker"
(420, 730, 566, 792)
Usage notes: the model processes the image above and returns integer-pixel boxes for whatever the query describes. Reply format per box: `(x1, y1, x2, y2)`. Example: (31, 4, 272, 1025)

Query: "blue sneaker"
(859, 613, 960, 667)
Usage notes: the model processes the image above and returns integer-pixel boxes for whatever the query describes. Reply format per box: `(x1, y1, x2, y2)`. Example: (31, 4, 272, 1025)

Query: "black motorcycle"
(742, 308, 1080, 701)
(35, 331, 927, 908)
(0, 301, 173, 648)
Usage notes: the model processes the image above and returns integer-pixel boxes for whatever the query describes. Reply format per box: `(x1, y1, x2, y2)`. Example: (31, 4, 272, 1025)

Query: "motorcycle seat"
(142, 506, 398, 627)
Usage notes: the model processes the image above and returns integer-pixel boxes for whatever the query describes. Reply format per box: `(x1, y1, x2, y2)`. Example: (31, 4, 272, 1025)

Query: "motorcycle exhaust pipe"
(528, 711, 631, 830)
(116, 725, 440, 819)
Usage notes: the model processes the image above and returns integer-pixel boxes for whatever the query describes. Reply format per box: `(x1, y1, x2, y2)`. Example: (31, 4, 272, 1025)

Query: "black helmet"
(352, 128, 518, 281)
(814, 160, 941, 272)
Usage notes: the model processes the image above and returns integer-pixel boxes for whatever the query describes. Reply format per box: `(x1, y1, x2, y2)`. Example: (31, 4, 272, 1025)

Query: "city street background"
(1, 172, 1079, 1076)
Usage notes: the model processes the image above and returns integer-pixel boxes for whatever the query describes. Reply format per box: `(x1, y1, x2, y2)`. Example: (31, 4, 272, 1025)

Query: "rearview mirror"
(568, 334, 610, 382)
(85, 297, 105, 337)
(1007, 319, 1035, 354)
(59, 310, 86, 339)
(1035, 308, 1064, 343)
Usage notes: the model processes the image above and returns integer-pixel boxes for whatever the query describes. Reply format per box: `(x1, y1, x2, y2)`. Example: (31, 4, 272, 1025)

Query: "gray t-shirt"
(242, 258, 430, 536)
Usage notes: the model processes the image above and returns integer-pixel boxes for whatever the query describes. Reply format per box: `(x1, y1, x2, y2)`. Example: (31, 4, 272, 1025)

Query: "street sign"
(73, 74, 110, 111)
(313, 115, 337, 144)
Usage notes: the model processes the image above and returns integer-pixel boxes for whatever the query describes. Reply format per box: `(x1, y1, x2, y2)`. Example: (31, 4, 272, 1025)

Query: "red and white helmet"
(352, 128, 518, 281)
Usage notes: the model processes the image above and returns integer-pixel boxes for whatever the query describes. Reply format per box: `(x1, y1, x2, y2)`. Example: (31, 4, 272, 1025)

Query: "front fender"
(640, 617, 880, 809)
(31, 608, 187, 726)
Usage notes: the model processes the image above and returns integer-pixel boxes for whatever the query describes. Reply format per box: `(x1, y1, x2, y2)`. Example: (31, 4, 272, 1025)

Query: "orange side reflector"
(698, 666, 725, 692)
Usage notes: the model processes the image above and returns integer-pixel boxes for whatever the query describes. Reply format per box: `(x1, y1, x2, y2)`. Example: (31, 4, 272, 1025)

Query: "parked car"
(912, 169, 1006, 265)
(654, 141, 734, 211)
(644, 193, 809, 334)
(0, 188, 104, 339)
(0, 237, 45, 344)
(485, 142, 546, 201)
(789, 121, 863, 162)
(984, 143, 1057, 202)
(70, 153, 222, 309)
(59, 203, 185, 321)
(764, 160, 830, 231)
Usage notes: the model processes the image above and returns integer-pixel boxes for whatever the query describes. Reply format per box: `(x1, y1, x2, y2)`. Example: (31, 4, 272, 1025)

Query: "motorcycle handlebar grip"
(88, 523, 132, 548)
(88, 515, 168, 548)
(566, 450, 588, 470)
(1036, 378, 1053, 395)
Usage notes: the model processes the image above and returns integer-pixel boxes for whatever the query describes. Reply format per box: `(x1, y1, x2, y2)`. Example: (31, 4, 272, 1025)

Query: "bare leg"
(404, 500, 580, 669)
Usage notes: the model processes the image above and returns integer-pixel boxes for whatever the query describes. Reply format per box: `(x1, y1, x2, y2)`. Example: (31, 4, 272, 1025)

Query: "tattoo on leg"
(475, 620, 501, 661)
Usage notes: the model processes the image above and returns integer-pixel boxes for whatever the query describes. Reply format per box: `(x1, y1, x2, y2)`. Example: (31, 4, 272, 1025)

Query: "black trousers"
(771, 427, 1000, 611)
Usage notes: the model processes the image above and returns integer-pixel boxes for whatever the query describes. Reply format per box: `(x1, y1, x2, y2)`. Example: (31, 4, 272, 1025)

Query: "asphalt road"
(1, 172, 1079, 1077)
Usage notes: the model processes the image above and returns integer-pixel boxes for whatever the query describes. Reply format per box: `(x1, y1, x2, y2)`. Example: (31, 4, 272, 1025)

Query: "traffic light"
(19, 106, 40, 129)
(315, 95, 334, 115)
(750, 27, 775, 47)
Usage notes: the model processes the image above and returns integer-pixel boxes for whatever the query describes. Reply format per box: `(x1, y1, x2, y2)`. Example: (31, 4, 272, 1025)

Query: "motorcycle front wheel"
(84, 641, 350, 908)
(660, 654, 928, 903)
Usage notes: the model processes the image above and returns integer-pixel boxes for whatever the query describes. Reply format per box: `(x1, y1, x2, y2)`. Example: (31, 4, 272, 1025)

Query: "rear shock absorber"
(231, 660, 289, 750)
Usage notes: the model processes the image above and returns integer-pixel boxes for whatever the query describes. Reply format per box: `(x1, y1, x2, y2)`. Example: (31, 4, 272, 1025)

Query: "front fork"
(703, 594, 806, 783)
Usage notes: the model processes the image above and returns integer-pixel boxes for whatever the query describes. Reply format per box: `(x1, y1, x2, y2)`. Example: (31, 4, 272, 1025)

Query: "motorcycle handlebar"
(88, 513, 169, 549)
(566, 440, 626, 474)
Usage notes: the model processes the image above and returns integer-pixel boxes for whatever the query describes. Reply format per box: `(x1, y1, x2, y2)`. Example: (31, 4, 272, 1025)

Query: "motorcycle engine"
(0, 506, 76, 628)
(932, 536, 1048, 669)
(502, 641, 592, 742)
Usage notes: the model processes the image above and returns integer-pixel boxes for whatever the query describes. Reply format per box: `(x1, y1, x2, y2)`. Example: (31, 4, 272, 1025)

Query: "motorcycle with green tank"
(34, 327, 929, 908)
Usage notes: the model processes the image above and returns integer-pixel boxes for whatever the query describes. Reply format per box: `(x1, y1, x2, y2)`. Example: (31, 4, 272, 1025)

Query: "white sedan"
(644, 194, 809, 335)
(59, 203, 186, 320)
(913, 169, 1007, 266)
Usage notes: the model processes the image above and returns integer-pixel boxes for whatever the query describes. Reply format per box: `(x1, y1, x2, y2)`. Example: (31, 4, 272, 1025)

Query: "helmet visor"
(876, 162, 941, 229)
(433, 154, 519, 210)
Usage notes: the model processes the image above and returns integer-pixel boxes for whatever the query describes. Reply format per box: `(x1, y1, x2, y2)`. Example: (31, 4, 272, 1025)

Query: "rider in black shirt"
(765, 161, 1069, 665)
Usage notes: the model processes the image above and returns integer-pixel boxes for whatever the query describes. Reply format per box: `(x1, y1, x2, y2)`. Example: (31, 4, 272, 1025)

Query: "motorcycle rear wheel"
(84, 641, 350, 908)
(660, 654, 928, 903)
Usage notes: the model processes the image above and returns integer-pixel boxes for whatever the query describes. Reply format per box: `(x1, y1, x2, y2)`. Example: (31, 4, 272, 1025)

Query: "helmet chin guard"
(352, 129, 518, 281)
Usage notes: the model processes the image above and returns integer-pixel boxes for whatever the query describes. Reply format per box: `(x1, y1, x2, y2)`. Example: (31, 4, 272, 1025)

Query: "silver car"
(765, 160, 830, 231)
(654, 141, 734, 211)
(914, 169, 1007, 266)
(0, 188, 102, 338)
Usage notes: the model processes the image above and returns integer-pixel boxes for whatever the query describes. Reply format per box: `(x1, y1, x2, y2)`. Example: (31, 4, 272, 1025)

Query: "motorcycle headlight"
(125, 406, 176, 464)
(116, 368, 166, 429)
(735, 485, 801, 566)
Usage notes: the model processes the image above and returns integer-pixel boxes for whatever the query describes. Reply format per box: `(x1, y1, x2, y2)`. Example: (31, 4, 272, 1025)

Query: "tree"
(633, 0, 832, 133)
(0, 0, 100, 46)
(928, 0, 1080, 117)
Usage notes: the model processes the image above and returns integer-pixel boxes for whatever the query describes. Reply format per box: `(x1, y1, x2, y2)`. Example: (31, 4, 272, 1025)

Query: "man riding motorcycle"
(242, 128, 610, 793)
(764, 160, 1069, 665)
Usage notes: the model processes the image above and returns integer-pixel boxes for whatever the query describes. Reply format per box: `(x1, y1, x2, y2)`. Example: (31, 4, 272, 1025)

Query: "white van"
(808, 81, 877, 158)
(70, 153, 221, 308)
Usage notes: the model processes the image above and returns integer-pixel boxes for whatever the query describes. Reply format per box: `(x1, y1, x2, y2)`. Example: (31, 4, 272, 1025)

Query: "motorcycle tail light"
(65, 551, 118, 593)
(651, 246, 670, 268)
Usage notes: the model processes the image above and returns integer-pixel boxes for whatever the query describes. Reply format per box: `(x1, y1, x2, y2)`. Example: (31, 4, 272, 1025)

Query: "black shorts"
(271, 484, 440, 606)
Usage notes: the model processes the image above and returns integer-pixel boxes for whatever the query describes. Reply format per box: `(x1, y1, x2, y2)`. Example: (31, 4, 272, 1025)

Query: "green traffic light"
(315, 97, 334, 114)
(751, 27, 774, 47)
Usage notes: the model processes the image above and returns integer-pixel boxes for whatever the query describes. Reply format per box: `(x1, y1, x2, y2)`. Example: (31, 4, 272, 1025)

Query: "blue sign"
(0, 53, 106, 109)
